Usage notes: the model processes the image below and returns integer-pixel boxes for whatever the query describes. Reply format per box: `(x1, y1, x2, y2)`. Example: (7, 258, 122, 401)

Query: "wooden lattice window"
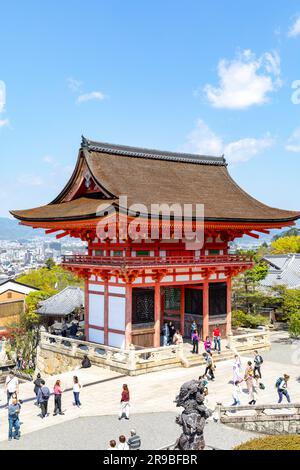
(164, 287, 180, 311)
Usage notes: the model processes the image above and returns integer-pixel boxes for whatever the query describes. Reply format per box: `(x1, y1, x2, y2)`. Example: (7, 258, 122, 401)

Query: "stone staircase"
(183, 345, 236, 368)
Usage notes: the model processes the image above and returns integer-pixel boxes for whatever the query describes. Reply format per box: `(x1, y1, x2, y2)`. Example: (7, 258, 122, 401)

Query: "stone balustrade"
(217, 403, 300, 434)
(227, 328, 271, 353)
(37, 332, 184, 376)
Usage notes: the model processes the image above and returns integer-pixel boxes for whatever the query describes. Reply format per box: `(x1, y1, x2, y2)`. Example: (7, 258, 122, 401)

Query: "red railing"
(62, 254, 253, 268)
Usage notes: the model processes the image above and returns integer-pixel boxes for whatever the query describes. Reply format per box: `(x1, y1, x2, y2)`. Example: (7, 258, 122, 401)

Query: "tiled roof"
(36, 286, 84, 316)
(10, 137, 300, 224)
(261, 254, 300, 289)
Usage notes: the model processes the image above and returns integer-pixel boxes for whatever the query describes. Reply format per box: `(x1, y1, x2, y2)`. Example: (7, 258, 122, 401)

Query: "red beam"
(244, 231, 260, 239)
(45, 229, 59, 235)
(56, 231, 70, 239)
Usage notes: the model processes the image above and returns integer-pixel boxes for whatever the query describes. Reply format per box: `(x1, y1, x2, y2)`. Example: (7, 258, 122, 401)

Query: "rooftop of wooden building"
(10, 137, 300, 226)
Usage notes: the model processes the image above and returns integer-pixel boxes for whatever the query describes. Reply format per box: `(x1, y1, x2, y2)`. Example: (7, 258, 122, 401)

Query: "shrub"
(288, 313, 300, 338)
(235, 435, 300, 450)
(232, 310, 267, 329)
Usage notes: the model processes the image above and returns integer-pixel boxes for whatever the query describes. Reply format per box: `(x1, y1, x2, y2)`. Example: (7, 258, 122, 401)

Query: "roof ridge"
(81, 136, 227, 166)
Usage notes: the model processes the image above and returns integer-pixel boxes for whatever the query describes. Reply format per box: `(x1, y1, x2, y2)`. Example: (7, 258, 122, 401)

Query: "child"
(204, 336, 212, 353)
(232, 381, 241, 406)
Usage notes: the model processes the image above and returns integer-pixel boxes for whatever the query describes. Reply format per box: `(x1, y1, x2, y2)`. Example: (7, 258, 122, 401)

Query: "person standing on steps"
(119, 384, 130, 420)
(73, 376, 82, 408)
(212, 325, 221, 354)
(53, 379, 65, 416)
(277, 374, 291, 404)
(37, 380, 50, 418)
(253, 350, 263, 380)
(204, 336, 212, 354)
(192, 330, 199, 354)
(161, 321, 170, 347)
(168, 321, 176, 345)
(244, 361, 256, 405)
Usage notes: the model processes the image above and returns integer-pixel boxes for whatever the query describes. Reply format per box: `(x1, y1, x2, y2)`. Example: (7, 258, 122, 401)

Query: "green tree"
(271, 236, 300, 254)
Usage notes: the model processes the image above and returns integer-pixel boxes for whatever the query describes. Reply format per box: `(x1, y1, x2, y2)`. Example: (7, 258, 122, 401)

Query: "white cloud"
(181, 119, 274, 164)
(17, 174, 44, 186)
(288, 16, 300, 38)
(66, 77, 82, 92)
(286, 127, 300, 152)
(203, 50, 281, 109)
(0, 119, 9, 128)
(77, 91, 107, 104)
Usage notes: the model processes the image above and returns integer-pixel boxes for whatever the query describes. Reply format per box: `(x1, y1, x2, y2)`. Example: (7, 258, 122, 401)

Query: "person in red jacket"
(119, 384, 130, 420)
(212, 326, 221, 354)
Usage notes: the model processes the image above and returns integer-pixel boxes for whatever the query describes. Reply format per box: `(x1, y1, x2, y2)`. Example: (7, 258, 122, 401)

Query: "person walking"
(8, 396, 21, 441)
(233, 355, 242, 384)
(253, 350, 264, 380)
(244, 361, 256, 405)
(118, 435, 129, 450)
(204, 351, 215, 381)
(33, 373, 43, 405)
(231, 381, 241, 406)
(127, 429, 141, 450)
(37, 380, 50, 418)
(161, 322, 170, 347)
(5, 371, 19, 407)
(277, 374, 291, 404)
(204, 336, 212, 354)
(73, 376, 82, 407)
(119, 384, 130, 420)
(53, 380, 65, 416)
(212, 326, 221, 354)
(192, 330, 199, 354)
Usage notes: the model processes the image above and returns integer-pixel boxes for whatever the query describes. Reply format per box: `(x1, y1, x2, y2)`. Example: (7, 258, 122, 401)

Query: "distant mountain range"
(0, 217, 46, 240)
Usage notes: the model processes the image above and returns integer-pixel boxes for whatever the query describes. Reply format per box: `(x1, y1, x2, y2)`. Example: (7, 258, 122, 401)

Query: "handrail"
(62, 254, 253, 267)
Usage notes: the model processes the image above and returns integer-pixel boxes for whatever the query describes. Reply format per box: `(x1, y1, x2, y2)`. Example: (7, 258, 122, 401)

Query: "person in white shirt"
(73, 376, 82, 407)
(118, 435, 129, 450)
(231, 381, 241, 406)
(5, 371, 19, 407)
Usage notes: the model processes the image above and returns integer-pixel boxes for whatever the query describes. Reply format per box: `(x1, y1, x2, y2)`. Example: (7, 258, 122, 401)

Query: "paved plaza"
(0, 331, 299, 450)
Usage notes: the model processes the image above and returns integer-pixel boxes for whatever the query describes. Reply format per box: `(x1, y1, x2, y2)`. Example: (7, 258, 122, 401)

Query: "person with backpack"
(204, 351, 215, 381)
(276, 374, 291, 404)
(8, 396, 21, 441)
(253, 350, 263, 380)
(37, 379, 50, 418)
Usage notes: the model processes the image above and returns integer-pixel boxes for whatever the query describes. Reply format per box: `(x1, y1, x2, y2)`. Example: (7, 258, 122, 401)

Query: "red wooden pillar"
(154, 282, 161, 348)
(202, 281, 209, 340)
(180, 286, 185, 336)
(160, 288, 165, 324)
(104, 279, 109, 345)
(84, 278, 89, 341)
(125, 283, 133, 349)
(226, 277, 232, 336)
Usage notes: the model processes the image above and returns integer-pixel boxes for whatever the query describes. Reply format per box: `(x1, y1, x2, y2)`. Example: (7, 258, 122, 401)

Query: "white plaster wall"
(108, 296, 126, 331)
(176, 275, 189, 282)
(108, 332, 125, 349)
(89, 293, 104, 327)
(89, 283, 104, 293)
(108, 286, 126, 295)
(89, 328, 104, 344)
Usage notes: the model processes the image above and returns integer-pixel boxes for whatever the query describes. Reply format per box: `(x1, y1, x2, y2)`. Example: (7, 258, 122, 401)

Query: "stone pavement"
(0, 331, 299, 449)
(0, 413, 257, 450)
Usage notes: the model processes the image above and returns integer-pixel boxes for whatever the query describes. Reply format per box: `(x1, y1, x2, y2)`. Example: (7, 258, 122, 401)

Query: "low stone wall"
(227, 328, 271, 353)
(36, 329, 272, 377)
(218, 403, 300, 435)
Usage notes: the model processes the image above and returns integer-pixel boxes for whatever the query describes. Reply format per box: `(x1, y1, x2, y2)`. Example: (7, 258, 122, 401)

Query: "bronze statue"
(175, 379, 212, 450)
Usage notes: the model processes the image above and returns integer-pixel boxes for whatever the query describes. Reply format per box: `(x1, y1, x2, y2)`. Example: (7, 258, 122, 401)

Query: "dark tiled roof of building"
(10, 137, 300, 224)
(36, 286, 84, 316)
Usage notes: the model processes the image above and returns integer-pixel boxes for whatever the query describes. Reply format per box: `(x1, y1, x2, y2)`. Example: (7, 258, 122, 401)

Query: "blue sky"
(0, 0, 300, 219)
